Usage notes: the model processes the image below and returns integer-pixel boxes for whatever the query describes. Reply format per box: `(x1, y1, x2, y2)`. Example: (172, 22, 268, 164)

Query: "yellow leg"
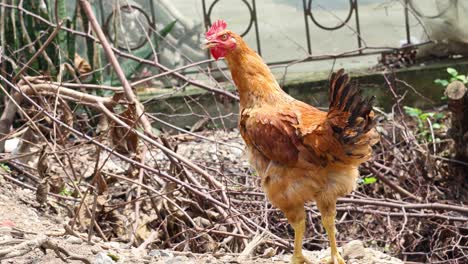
(320, 214, 345, 264)
(290, 218, 312, 264)
(317, 200, 345, 264)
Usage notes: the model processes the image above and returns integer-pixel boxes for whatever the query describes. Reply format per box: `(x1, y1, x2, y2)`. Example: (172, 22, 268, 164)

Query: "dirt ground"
(0, 135, 404, 264)
(0, 183, 403, 264)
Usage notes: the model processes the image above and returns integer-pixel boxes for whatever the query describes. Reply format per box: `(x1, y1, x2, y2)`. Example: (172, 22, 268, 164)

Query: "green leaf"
(434, 79, 449, 87)
(432, 123, 441, 129)
(403, 106, 422, 117)
(154, 19, 177, 50)
(447, 67, 458, 77)
(118, 46, 154, 82)
(120, 20, 177, 81)
(434, 113, 445, 119)
(59, 187, 73, 196)
(55, 0, 69, 67)
(363, 176, 377, 185)
(67, 4, 77, 68)
(159, 20, 177, 39)
(80, 4, 97, 84)
(419, 112, 434, 121)
(456, 75, 467, 83)
(0, 163, 11, 173)
(107, 253, 120, 261)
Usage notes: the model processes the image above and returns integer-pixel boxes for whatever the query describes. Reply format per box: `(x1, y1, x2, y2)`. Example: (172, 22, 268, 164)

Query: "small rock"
(0, 233, 13, 241)
(218, 255, 234, 263)
(0, 220, 15, 227)
(262, 247, 277, 258)
(94, 252, 115, 264)
(204, 255, 218, 263)
(65, 235, 83, 244)
(92, 236, 103, 243)
(212, 248, 226, 258)
(104, 241, 121, 249)
(165, 256, 194, 264)
(208, 145, 217, 154)
(343, 240, 366, 259)
(131, 247, 147, 258)
(148, 249, 174, 258)
(91, 246, 101, 254)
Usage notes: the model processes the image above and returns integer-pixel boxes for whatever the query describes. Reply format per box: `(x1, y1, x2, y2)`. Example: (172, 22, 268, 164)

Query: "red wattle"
(211, 47, 227, 60)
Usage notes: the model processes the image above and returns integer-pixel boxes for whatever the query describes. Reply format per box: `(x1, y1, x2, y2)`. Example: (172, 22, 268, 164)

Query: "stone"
(203, 255, 218, 263)
(65, 235, 83, 244)
(262, 247, 276, 258)
(230, 147, 244, 158)
(343, 240, 366, 259)
(105, 241, 121, 249)
(94, 252, 115, 264)
(92, 236, 103, 243)
(165, 256, 194, 264)
(148, 249, 174, 258)
(91, 246, 102, 254)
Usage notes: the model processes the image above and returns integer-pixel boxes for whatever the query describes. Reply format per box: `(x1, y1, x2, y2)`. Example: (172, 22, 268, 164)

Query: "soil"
(0, 183, 402, 264)
(0, 131, 404, 264)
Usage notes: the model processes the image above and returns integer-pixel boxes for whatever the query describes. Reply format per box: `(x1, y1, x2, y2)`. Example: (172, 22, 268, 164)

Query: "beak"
(201, 39, 218, 49)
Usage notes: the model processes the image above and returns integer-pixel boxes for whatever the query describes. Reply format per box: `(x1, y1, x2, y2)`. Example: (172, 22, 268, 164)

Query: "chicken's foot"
(290, 218, 312, 264)
(318, 207, 345, 264)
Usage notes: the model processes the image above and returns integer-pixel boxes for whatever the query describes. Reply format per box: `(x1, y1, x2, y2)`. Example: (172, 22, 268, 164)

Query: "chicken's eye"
(220, 34, 228, 41)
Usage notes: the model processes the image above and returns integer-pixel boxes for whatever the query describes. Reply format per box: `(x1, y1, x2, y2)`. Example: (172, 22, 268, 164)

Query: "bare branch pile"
(0, 1, 466, 264)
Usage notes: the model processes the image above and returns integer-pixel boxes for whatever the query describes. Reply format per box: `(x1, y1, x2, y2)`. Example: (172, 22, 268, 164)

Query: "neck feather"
(224, 37, 287, 108)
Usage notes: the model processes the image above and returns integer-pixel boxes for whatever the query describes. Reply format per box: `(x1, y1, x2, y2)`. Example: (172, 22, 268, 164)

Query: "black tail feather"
(328, 69, 376, 143)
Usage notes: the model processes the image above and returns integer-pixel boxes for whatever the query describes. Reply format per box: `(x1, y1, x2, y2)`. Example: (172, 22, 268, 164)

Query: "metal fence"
(201, 0, 426, 66)
(97, 0, 456, 70)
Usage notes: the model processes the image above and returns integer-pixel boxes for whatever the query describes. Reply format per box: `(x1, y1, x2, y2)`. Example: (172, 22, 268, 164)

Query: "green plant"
(107, 253, 120, 261)
(434, 67, 468, 87)
(107, 19, 178, 86)
(435, 68, 468, 99)
(0, 163, 11, 173)
(1, 0, 79, 79)
(362, 176, 377, 185)
(403, 106, 445, 143)
(59, 186, 73, 196)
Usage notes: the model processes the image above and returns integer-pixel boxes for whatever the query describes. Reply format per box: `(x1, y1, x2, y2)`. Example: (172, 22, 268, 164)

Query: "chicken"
(204, 20, 379, 264)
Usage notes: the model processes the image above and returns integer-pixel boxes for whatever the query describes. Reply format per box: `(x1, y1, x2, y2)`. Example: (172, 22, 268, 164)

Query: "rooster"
(204, 20, 378, 264)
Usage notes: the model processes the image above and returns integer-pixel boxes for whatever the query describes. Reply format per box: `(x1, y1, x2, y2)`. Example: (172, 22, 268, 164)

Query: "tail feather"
(327, 69, 376, 144)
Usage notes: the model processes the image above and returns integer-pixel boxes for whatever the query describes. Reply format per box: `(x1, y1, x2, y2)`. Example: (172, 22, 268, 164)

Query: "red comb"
(206, 19, 227, 37)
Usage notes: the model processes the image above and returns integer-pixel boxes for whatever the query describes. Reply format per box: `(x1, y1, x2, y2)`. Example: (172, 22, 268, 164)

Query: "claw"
(320, 254, 346, 264)
(291, 254, 313, 264)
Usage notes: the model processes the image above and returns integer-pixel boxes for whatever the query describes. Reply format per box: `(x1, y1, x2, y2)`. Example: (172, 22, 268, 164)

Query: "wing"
(240, 106, 329, 168)
(239, 69, 378, 168)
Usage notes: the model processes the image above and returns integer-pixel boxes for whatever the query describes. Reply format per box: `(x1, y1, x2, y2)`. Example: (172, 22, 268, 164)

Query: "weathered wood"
(446, 81, 467, 111)
(0, 92, 22, 153)
(446, 81, 468, 157)
(445, 80, 468, 198)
